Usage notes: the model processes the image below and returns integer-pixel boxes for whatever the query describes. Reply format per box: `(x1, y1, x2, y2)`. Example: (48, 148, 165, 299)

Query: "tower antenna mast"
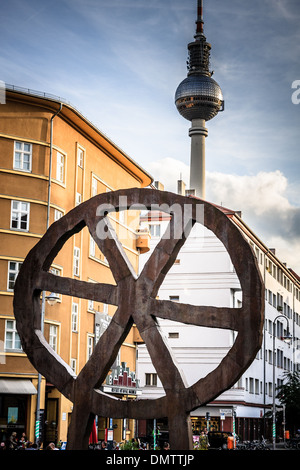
(196, 0, 204, 37)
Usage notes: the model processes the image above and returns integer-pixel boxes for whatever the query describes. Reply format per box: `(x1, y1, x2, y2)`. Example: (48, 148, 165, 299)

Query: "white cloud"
(206, 170, 300, 272)
(206, 170, 291, 215)
(147, 158, 300, 274)
(147, 158, 190, 193)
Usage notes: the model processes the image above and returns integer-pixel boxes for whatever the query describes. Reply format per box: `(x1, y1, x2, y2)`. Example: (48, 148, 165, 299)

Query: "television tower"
(175, 0, 224, 199)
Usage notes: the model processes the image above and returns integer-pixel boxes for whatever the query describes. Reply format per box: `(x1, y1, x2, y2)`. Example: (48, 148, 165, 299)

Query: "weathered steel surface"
(13, 188, 264, 450)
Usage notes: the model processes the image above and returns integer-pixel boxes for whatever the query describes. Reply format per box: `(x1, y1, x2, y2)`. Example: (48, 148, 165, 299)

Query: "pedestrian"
(8, 431, 18, 450)
(0, 441, 7, 451)
(100, 440, 107, 450)
(198, 431, 209, 450)
(163, 442, 170, 450)
(19, 433, 28, 449)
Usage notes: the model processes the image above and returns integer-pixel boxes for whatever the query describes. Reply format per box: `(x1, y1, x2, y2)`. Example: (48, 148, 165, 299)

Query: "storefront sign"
(219, 408, 232, 416)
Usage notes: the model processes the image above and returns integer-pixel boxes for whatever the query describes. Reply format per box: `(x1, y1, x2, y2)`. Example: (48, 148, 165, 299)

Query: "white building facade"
(136, 187, 300, 442)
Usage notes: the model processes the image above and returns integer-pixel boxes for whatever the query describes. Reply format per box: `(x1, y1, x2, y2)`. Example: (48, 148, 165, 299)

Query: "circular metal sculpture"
(13, 188, 264, 450)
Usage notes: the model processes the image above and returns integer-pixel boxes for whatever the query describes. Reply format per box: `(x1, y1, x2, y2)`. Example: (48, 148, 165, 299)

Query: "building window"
(95, 324, 101, 344)
(87, 335, 93, 360)
(268, 382, 273, 397)
(14, 141, 32, 172)
(7, 261, 22, 291)
(76, 192, 82, 206)
(236, 378, 243, 388)
(145, 373, 157, 387)
(72, 302, 78, 332)
(268, 350, 273, 364)
(92, 176, 97, 196)
(277, 349, 283, 368)
(268, 290, 272, 305)
(49, 325, 58, 352)
(119, 210, 126, 225)
(56, 151, 65, 183)
(277, 321, 283, 339)
(169, 295, 179, 302)
(11, 200, 30, 231)
(90, 236, 96, 257)
(48, 267, 61, 302)
(5, 320, 22, 350)
(70, 358, 76, 373)
(77, 147, 84, 168)
(102, 303, 109, 315)
(168, 332, 179, 338)
(54, 209, 63, 221)
(73, 247, 80, 276)
(149, 224, 161, 237)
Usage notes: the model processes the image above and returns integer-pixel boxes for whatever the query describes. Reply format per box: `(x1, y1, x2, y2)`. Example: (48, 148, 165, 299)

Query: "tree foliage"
(276, 371, 300, 434)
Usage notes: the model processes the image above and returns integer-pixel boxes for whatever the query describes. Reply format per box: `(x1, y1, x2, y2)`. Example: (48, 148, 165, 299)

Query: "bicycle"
(254, 437, 270, 450)
(284, 438, 300, 449)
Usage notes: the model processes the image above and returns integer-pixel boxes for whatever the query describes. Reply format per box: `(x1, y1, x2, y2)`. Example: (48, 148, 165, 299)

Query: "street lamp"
(272, 315, 292, 450)
(45, 292, 60, 306)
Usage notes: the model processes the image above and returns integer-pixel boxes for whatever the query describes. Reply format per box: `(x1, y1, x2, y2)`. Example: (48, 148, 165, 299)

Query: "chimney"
(154, 181, 164, 191)
(177, 179, 186, 195)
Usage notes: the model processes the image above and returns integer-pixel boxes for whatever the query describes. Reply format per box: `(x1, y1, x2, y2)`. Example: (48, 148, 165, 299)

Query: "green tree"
(276, 371, 300, 436)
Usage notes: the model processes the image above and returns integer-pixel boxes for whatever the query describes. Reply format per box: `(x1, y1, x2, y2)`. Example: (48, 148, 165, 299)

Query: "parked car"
(207, 431, 233, 449)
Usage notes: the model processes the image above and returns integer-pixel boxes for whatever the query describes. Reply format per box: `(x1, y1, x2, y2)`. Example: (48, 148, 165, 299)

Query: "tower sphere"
(175, 74, 223, 122)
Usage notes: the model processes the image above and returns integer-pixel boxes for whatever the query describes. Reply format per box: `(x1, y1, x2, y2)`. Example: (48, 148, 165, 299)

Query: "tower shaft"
(189, 119, 207, 198)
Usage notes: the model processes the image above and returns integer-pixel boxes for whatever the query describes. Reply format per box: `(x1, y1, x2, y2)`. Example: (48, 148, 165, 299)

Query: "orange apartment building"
(0, 85, 152, 447)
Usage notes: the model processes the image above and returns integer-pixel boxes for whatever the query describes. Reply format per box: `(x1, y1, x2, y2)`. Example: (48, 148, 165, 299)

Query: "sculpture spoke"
(140, 214, 195, 296)
(35, 271, 118, 305)
(89, 215, 137, 283)
(134, 315, 188, 393)
(77, 310, 133, 390)
(151, 298, 242, 332)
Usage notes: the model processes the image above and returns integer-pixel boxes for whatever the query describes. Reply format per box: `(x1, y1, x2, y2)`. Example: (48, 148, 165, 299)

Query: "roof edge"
(5, 84, 153, 188)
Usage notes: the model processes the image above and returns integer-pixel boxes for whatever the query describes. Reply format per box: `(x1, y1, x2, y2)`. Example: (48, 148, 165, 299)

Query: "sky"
(1, 0, 300, 273)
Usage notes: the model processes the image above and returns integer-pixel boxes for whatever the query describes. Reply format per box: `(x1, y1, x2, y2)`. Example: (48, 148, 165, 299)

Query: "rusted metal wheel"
(14, 188, 264, 449)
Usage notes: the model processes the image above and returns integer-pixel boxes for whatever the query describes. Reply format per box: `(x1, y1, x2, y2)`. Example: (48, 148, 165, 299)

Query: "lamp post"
(35, 291, 59, 445)
(272, 315, 292, 450)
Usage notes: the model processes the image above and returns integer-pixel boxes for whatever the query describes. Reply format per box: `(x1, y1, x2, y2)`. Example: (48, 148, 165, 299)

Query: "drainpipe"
(35, 103, 62, 446)
(263, 253, 266, 436)
(47, 103, 63, 229)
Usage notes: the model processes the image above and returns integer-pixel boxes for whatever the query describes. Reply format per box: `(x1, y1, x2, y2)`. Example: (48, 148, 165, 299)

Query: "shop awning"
(0, 379, 37, 395)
